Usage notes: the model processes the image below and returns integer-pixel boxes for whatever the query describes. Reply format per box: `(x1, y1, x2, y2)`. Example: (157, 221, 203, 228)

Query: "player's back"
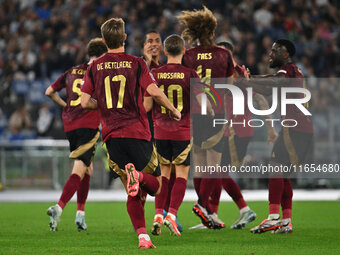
(88, 52, 152, 142)
(279, 63, 313, 134)
(51, 63, 100, 132)
(183, 45, 234, 83)
(151, 63, 194, 141)
(183, 46, 234, 114)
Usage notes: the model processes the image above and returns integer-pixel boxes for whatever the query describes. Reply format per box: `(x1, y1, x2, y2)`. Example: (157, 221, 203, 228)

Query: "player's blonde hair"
(178, 6, 217, 49)
(101, 18, 125, 49)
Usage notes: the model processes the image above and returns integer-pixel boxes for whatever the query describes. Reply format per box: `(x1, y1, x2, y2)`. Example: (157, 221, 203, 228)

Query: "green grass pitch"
(0, 201, 339, 254)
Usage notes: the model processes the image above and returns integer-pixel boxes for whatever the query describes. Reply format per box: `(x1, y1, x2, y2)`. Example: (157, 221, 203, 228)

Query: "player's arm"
(45, 86, 66, 108)
(253, 93, 278, 144)
(146, 83, 181, 121)
(80, 65, 98, 110)
(241, 71, 287, 95)
(196, 92, 214, 118)
(81, 92, 98, 110)
(143, 96, 153, 112)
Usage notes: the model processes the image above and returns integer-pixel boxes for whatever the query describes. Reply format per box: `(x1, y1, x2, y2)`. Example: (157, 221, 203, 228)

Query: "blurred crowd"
(0, 0, 339, 141)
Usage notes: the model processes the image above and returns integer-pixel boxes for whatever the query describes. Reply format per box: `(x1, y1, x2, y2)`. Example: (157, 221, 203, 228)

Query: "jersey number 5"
(159, 84, 183, 114)
(70, 78, 83, 106)
(104, 75, 126, 109)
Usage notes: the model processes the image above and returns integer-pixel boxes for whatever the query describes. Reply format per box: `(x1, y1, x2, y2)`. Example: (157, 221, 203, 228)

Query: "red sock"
(58, 174, 81, 209)
(138, 172, 160, 196)
(77, 174, 90, 211)
(127, 195, 146, 235)
(168, 177, 187, 215)
(193, 177, 201, 196)
(222, 177, 247, 210)
(198, 178, 217, 211)
(281, 179, 293, 219)
(140, 189, 147, 208)
(269, 177, 284, 215)
(164, 172, 176, 212)
(155, 176, 169, 215)
(209, 179, 222, 214)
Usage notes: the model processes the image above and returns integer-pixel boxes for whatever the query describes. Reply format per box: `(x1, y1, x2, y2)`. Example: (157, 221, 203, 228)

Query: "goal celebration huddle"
(45, 6, 313, 249)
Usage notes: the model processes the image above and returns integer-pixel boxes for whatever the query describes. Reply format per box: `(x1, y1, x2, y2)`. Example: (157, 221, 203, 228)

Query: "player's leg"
(74, 163, 93, 231)
(209, 179, 222, 214)
(152, 163, 171, 236)
(47, 128, 99, 231)
(192, 146, 212, 229)
(273, 178, 293, 234)
(118, 138, 160, 248)
(196, 149, 220, 209)
(164, 170, 176, 212)
(251, 130, 288, 234)
(194, 148, 222, 228)
(47, 160, 86, 231)
(164, 164, 189, 236)
(222, 176, 256, 229)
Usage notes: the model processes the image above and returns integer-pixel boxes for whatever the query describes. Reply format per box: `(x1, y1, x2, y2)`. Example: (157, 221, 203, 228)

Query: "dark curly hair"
(178, 6, 217, 49)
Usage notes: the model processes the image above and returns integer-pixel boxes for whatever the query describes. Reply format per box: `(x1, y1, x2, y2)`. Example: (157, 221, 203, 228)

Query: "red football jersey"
(277, 63, 313, 134)
(183, 45, 234, 114)
(150, 63, 197, 140)
(81, 52, 155, 142)
(51, 63, 100, 132)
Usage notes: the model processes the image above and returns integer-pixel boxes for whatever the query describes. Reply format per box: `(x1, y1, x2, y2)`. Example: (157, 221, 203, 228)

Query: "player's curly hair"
(178, 6, 217, 49)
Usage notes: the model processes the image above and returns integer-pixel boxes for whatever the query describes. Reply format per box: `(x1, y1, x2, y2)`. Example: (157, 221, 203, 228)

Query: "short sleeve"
(81, 65, 95, 95)
(138, 59, 157, 91)
(51, 72, 67, 91)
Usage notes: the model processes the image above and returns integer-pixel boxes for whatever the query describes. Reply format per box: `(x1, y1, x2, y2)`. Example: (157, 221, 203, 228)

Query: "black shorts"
(66, 128, 99, 167)
(192, 114, 225, 153)
(106, 138, 161, 178)
(221, 134, 251, 167)
(155, 139, 191, 166)
(271, 128, 314, 166)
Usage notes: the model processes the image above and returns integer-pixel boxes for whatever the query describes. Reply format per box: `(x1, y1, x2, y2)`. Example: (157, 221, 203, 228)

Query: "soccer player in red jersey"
(178, 6, 235, 228)
(45, 38, 108, 231)
(204, 41, 278, 229)
(80, 18, 180, 249)
(144, 35, 198, 236)
(143, 31, 163, 69)
(240, 39, 314, 234)
(142, 31, 184, 233)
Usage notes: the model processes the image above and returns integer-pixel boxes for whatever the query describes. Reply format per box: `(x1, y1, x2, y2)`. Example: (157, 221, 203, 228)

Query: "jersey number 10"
(159, 84, 183, 114)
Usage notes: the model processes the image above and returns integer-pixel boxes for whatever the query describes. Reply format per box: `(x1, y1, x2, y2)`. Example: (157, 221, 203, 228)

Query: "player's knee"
(86, 164, 93, 176)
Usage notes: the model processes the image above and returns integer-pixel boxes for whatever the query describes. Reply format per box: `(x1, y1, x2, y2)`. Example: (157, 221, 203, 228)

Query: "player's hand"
(143, 44, 153, 63)
(169, 109, 181, 121)
(241, 65, 250, 79)
(267, 129, 278, 144)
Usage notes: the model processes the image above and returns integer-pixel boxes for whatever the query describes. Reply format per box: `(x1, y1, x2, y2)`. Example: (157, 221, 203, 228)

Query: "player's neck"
(152, 55, 159, 64)
(88, 57, 96, 65)
(108, 46, 125, 54)
(282, 58, 292, 66)
(167, 55, 182, 64)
